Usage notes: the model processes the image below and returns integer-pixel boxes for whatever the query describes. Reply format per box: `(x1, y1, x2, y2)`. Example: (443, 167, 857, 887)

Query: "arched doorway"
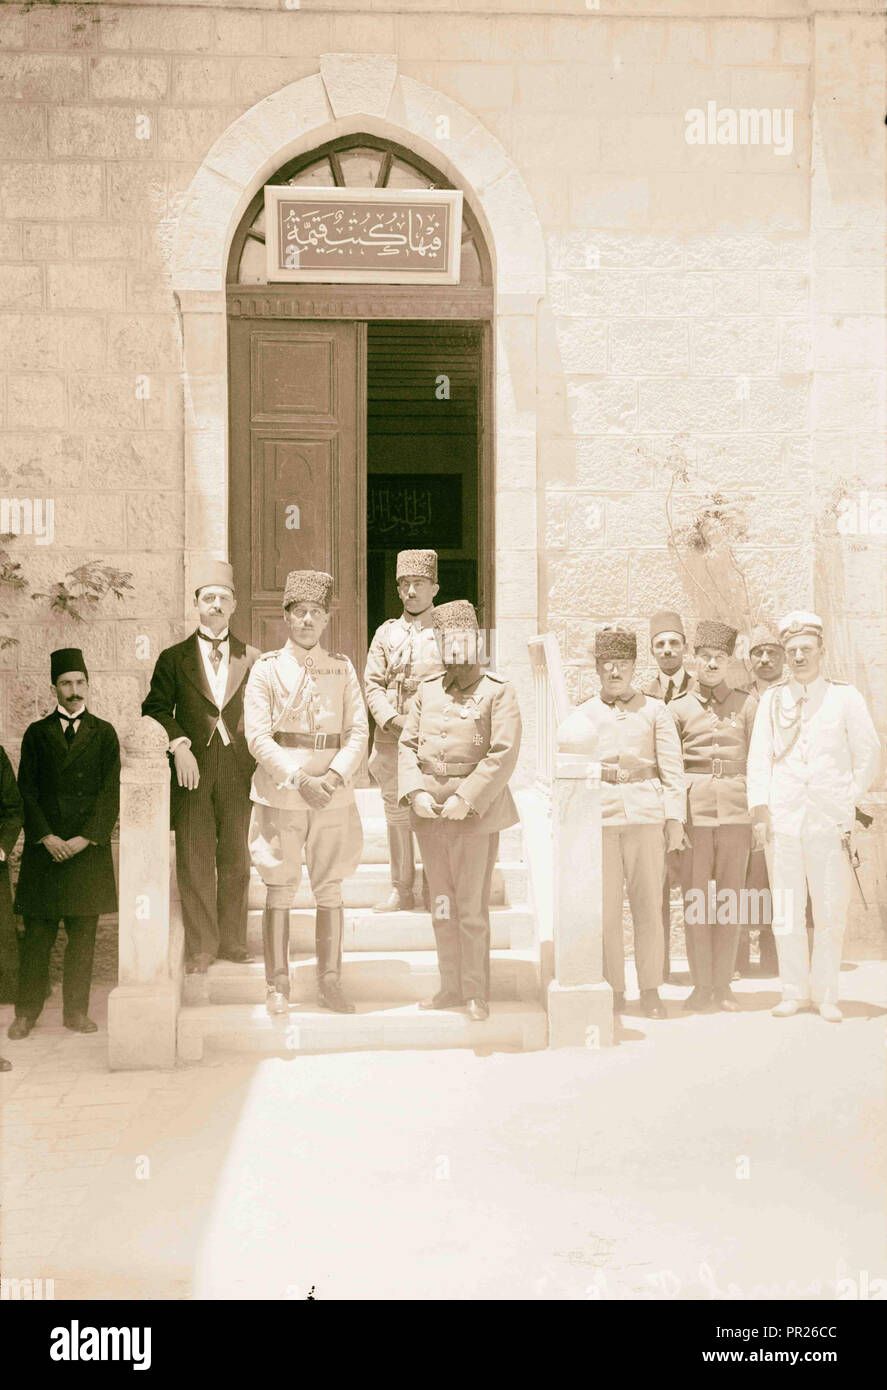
(226, 133, 494, 672)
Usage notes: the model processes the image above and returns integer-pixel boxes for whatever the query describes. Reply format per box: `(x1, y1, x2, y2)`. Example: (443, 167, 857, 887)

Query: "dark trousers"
(735, 848, 778, 974)
(175, 736, 251, 960)
(681, 824, 751, 988)
(415, 827, 499, 1001)
(16, 915, 97, 1021)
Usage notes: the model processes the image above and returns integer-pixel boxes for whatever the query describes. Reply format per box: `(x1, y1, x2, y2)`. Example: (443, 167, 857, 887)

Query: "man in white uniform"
(243, 570, 368, 1015)
(746, 611, 880, 1021)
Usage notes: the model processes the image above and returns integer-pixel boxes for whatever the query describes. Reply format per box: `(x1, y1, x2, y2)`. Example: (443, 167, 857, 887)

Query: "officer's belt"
(600, 764, 656, 784)
(273, 731, 341, 750)
(685, 758, 745, 777)
(419, 757, 479, 777)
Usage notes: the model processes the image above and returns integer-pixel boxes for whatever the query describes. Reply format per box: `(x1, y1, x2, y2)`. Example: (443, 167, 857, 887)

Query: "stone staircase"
(176, 788, 547, 1061)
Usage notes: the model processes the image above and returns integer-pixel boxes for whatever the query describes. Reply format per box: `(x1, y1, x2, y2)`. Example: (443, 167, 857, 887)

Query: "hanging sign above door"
(264, 187, 463, 285)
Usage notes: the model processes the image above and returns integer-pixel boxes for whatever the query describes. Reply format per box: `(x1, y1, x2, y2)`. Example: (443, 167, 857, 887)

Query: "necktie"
(665, 679, 675, 702)
(198, 631, 224, 673)
(59, 713, 77, 744)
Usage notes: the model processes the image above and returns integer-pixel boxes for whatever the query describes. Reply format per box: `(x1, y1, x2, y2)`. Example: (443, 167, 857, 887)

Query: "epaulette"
(257, 649, 281, 661)
(421, 672, 444, 683)
(482, 670, 505, 683)
(328, 652, 349, 663)
(827, 678, 849, 685)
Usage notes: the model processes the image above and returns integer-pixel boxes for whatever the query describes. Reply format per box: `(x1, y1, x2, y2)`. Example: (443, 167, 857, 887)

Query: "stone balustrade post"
(548, 753, 613, 1047)
(107, 716, 179, 1070)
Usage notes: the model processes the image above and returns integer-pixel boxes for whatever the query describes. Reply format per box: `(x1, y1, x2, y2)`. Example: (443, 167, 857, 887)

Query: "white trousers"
(766, 829, 853, 1005)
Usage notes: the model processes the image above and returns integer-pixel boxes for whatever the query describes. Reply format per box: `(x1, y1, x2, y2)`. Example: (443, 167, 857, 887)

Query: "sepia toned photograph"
(0, 0, 884, 1343)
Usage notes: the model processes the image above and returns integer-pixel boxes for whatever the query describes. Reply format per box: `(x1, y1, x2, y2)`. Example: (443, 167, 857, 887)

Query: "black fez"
(51, 647, 88, 684)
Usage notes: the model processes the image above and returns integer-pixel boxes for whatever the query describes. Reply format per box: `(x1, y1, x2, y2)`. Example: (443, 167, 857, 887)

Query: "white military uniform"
(243, 639, 368, 909)
(746, 675, 881, 1004)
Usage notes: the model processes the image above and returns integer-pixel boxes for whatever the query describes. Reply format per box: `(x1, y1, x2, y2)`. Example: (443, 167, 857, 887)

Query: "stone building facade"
(0, 0, 884, 792)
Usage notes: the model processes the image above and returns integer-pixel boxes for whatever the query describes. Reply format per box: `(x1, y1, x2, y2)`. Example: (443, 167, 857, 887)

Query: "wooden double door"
(228, 315, 489, 675)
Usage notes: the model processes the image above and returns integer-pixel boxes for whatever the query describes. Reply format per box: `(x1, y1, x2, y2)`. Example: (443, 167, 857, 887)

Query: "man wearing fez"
(747, 611, 880, 1022)
(734, 625, 785, 977)
(364, 549, 445, 912)
(638, 610, 697, 983)
(668, 621, 756, 1012)
(398, 601, 521, 1022)
(7, 649, 120, 1040)
(557, 625, 686, 1020)
(143, 560, 258, 974)
(0, 744, 23, 1067)
(244, 570, 368, 1016)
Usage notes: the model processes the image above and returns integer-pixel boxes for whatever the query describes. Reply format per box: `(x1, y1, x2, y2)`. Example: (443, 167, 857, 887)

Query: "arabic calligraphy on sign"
(367, 474, 462, 550)
(265, 188, 462, 283)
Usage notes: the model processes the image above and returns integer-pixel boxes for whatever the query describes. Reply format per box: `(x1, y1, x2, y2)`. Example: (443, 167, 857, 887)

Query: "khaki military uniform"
(364, 611, 444, 820)
(243, 640, 368, 909)
(557, 692, 686, 994)
(669, 682, 756, 988)
(398, 666, 521, 1001)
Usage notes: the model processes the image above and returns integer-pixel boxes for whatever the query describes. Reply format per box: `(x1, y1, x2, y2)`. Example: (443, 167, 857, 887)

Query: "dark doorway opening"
(366, 321, 482, 647)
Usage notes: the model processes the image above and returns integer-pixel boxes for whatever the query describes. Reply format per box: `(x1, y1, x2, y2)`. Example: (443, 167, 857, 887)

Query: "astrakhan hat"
(595, 624, 637, 661)
(748, 624, 784, 655)
(396, 549, 438, 582)
(778, 610, 823, 642)
(431, 600, 478, 632)
(649, 610, 686, 641)
(283, 570, 334, 611)
(51, 647, 88, 684)
(193, 559, 235, 597)
(694, 619, 738, 655)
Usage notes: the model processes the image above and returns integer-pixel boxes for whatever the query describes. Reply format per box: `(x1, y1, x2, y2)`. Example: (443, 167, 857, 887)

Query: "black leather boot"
(263, 906, 290, 1015)
(373, 824, 415, 912)
(316, 907, 355, 1013)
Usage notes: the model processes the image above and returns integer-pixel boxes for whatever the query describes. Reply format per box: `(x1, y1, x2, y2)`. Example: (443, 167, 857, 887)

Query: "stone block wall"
(0, 1, 883, 780)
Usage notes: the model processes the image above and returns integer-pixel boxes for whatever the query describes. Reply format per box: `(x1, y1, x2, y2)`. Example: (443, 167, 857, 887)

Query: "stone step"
(182, 947, 542, 1006)
(247, 861, 526, 909)
(176, 1000, 548, 1062)
(243, 905, 534, 953)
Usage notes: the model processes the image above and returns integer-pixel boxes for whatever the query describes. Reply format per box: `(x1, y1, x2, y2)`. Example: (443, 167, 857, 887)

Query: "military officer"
(557, 625, 686, 1019)
(669, 621, 756, 1012)
(364, 549, 445, 912)
(243, 570, 368, 1016)
(734, 624, 786, 976)
(638, 610, 697, 983)
(747, 611, 880, 1021)
(398, 601, 521, 1022)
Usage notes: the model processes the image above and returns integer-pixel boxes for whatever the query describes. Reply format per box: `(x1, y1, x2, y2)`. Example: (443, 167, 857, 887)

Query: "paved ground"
(1, 961, 885, 1301)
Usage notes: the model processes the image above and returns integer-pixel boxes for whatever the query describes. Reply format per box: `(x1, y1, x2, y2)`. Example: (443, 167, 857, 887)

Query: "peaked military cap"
(432, 600, 478, 632)
(283, 570, 334, 611)
(595, 624, 637, 661)
(694, 619, 738, 655)
(778, 610, 823, 641)
(396, 549, 438, 582)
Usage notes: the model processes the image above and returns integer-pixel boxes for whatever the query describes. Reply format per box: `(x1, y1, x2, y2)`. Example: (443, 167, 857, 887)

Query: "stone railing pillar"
(107, 716, 179, 1070)
(549, 753, 613, 1047)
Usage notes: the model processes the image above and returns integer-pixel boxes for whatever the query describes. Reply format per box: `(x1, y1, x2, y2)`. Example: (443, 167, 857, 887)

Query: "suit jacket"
(398, 668, 522, 836)
(142, 631, 258, 822)
(14, 711, 120, 917)
(638, 668, 698, 702)
(0, 745, 23, 946)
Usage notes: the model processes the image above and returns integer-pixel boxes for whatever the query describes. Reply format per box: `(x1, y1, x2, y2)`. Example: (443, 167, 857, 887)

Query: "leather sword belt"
(419, 757, 479, 777)
(600, 764, 656, 784)
(685, 758, 745, 777)
(273, 731, 341, 750)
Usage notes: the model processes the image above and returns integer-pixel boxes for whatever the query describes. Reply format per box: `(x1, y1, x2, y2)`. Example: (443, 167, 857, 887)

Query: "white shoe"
(817, 1002, 843, 1023)
(265, 987, 289, 1016)
(771, 998, 808, 1018)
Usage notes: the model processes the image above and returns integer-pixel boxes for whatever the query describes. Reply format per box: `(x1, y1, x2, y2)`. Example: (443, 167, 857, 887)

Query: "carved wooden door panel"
(229, 319, 366, 670)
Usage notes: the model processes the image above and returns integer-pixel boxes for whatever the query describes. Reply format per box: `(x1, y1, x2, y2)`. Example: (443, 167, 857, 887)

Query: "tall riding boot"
(263, 906, 291, 1016)
(315, 907, 355, 1014)
(373, 823, 415, 912)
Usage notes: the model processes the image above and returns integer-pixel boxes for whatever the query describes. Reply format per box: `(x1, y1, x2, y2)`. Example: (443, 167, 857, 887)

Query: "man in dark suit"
(142, 561, 258, 973)
(0, 744, 23, 1066)
(7, 648, 119, 1041)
